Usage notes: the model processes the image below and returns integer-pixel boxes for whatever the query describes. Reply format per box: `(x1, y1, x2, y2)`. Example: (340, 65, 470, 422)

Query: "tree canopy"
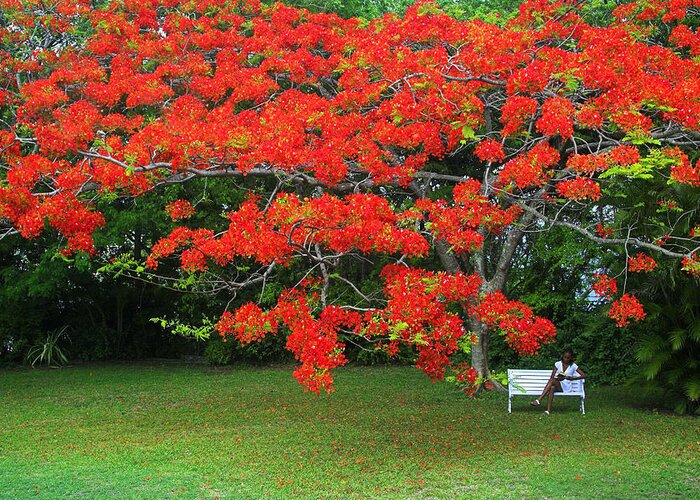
(1, 0, 700, 393)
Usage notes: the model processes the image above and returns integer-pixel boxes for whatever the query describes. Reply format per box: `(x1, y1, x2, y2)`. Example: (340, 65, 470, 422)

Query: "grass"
(0, 363, 698, 498)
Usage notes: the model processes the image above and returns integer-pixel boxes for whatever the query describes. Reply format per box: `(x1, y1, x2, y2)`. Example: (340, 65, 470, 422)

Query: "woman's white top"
(555, 360, 578, 393)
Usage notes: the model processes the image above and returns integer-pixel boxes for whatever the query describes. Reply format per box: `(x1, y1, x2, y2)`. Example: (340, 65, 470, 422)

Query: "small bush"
(231, 333, 292, 364)
(204, 337, 233, 366)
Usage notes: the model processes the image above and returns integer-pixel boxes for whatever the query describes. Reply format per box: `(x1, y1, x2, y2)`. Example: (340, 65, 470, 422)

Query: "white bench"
(507, 369, 585, 414)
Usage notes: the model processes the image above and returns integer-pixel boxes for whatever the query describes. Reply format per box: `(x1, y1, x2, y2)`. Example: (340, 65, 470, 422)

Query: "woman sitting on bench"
(530, 348, 586, 415)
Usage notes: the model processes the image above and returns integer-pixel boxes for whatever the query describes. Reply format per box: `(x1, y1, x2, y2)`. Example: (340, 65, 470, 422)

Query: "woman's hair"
(563, 348, 575, 359)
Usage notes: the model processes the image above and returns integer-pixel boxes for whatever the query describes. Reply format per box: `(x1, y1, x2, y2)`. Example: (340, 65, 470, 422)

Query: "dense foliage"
(1, 0, 699, 406)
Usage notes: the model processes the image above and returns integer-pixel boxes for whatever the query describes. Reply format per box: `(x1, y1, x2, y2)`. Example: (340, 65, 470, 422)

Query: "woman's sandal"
(543, 410, 550, 415)
(530, 399, 540, 406)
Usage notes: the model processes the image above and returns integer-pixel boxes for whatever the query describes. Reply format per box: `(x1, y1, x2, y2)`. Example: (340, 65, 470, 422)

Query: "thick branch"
(487, 208, 539, 292)
(517, 202, 697, 259)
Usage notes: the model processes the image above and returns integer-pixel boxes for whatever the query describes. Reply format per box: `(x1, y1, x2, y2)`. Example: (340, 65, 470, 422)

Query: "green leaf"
(151, 316, 214, 342)
(622, 129, 661, 145)
(641, 99, 677, 112)
(601, 150, 674, 180)
(636, 335, 666, 363)
(52, 251, 73, 263)
(392, 321, 408, 333)
(669, 329, 686, 351)
(457, 337, 473, 355)
(686, 378, 700, 401)
(689, 322, 700, 343)
(461, 126, 476, 140)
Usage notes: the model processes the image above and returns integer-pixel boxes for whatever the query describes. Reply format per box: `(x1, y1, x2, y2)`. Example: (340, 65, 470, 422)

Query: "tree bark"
(469, 315, 490, 378)
(421, 187, 538, 380)
(469, 212, 536, 378)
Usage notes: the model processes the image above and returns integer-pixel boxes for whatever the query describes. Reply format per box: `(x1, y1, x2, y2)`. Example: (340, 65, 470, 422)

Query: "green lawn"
(0, 363, 697, 498)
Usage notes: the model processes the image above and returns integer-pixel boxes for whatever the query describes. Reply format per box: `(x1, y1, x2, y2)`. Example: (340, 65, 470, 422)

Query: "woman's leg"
(540, 378, 554, 400)
(546, 379, 563, 413)
(532, 377, 556, 405)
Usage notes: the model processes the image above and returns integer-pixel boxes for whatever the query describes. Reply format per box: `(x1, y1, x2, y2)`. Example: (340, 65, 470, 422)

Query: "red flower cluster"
(592, 273, 618, 299)
(498, 142, 560, 189)
(417, 179, 522, 253)
(257, 290, 362, 394)
(148, 193, 432, 271)
(474, 138, 506, 163)
(536, 97, 575, 138)
(370, 265, 482, 382)
(472, 291, 556, 356)
(216, 303, 278, 344)
(614, 0, 695, 24)
(500, 96, 538, 137)
(595, 224, 614, 238)
(681, 253, 700, 278)
(628, 253, 657, 273)
(566, 154, 608, 175)
(666, 148, 700, 187)
(566, 145, 640, 176)
(671, 24, 700, 56)
(165, 200, 195, 220)
(608, 294, 646, 327)
(607, 145, 642, 167)
(0, 186, 105, 256)
(556, 177, 602, 201)
(453, 362, 479, 397)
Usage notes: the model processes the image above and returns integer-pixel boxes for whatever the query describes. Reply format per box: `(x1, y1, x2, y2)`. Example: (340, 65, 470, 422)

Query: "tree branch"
(516, 202, 697, 258)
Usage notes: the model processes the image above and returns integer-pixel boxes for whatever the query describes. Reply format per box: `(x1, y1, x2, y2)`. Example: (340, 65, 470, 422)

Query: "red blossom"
(453, 362, 479, 397)
(628, 253, 657, 273)
(681, 253, 700, 278)
(216, 303, 278, 344)
(536, 97, 575, 138)
(595, 224, 614, 239)
(472, 291, 556, 356)
(592, 273, 617, 300)
(607, 145, 641, 166)
(474, 138, 506, 163)
(165, 200, 195, 220)
(500, 96, 538, 137)
(567, 154, 608, 175)
(608, 294, 646, 327)
(655, 235, 671, 246)
(667, 148, 700, 186)
(556, 177, 602, 201)
(497, 142, 559, 189)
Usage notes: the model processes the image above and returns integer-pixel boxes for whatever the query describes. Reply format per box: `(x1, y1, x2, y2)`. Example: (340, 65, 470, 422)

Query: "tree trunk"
(419, 185, 537, 381)
(133, 226, 143, 260)
(469, 315, 490, 378)
(469, 212, 537, 377)
(114, 295, 125, 356)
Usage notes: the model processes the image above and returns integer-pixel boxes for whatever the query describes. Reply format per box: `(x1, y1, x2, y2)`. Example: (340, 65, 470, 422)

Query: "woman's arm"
(566, 367, 586, 380)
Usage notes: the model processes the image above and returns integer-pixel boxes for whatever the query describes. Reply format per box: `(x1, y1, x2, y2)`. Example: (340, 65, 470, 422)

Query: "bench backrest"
(507, 369, 584, 394)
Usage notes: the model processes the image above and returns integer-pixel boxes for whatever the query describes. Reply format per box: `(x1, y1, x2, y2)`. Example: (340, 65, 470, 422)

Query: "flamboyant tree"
(2, 0, 700, 392)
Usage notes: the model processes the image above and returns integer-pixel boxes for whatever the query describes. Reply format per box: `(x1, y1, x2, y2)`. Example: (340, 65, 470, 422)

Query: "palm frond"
(685, 378, 700, 402)
(668, 329, 686, 352)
